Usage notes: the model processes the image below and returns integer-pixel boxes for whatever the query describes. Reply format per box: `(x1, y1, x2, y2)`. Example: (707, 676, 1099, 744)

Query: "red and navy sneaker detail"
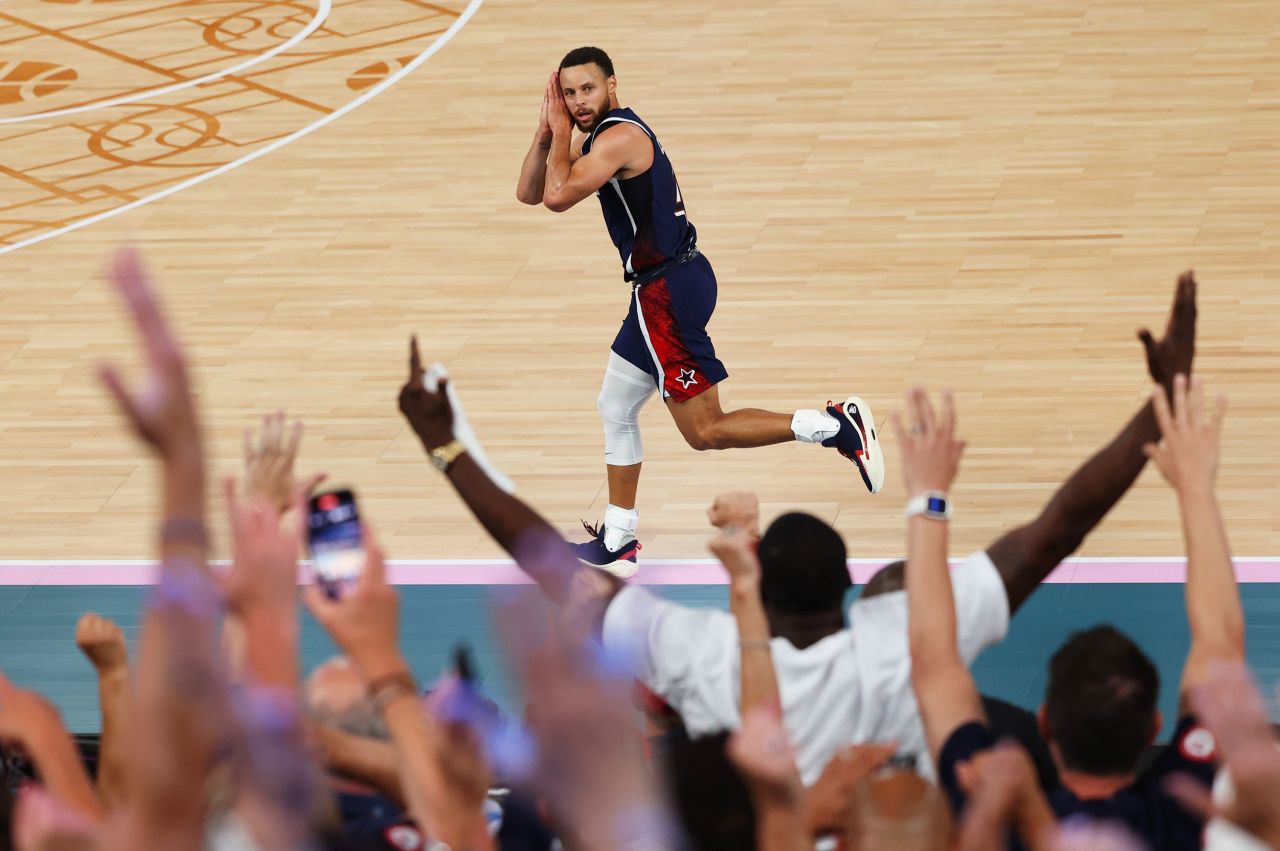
(571, 520, 641, 579)
(822, 396, 886, 494)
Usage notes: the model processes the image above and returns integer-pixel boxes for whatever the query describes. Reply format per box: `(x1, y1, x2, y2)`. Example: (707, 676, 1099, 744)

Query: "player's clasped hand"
(398, 336, 455, 452)
(545, 70, 572, 137)
(537, 72, 555, 145)
(890, 387, 966, 496)
(1143, 373, 1227, 493)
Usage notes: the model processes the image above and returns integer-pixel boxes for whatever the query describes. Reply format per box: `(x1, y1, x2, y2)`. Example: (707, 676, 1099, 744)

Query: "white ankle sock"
(603, 504, 639, 551)
(791, 409, 840, 444)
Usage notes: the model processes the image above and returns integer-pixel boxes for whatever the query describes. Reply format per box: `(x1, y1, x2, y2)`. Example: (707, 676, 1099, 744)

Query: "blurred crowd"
(0, 252, 1273, 851)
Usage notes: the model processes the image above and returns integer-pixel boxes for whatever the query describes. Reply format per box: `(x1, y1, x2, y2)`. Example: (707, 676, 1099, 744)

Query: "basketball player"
(516, 46, 884, 574)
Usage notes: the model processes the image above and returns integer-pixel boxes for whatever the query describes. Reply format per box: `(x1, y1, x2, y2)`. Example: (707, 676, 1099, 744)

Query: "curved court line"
(0, 0, 332, 126)
(0, 0, 484, 256)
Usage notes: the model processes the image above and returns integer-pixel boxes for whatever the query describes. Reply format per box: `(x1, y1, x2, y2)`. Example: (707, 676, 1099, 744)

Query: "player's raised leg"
(643, 256, 885, 493)
(666, 388, 886, 495)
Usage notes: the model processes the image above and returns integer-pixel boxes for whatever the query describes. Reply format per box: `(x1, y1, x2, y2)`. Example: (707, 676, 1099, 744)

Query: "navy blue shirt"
(939, 716, 1217, 851)
(581, 108, 697, 280)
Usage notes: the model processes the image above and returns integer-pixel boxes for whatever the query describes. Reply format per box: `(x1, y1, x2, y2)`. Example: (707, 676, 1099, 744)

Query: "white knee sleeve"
(598, 353, 655, 466)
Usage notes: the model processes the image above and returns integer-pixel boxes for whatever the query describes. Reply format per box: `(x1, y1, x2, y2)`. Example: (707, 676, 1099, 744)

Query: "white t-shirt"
(602, 551, 1010, 785)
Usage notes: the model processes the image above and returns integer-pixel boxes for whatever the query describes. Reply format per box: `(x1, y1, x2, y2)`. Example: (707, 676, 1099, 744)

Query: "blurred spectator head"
(850, 766, 951, 851)
(758, 512, 850, 616)
(1043, 625, 1160, 776)
(305, 656, 389, 741)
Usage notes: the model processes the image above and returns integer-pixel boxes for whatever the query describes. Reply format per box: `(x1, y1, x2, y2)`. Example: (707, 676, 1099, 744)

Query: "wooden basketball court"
(2, 0, 1278, 567)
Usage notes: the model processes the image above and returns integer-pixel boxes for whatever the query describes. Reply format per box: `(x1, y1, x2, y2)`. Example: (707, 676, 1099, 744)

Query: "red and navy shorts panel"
(611, 254, 728, 403)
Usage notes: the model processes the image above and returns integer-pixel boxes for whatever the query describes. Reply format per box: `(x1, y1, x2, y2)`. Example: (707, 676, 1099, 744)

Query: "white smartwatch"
(905, 491, 951, 521)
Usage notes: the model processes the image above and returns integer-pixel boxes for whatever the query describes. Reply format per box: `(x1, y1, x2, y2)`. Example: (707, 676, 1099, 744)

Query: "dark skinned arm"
(988, 271, 1196, 612)
(398, 336, 619, 607)
(861, 273, 1197, 614)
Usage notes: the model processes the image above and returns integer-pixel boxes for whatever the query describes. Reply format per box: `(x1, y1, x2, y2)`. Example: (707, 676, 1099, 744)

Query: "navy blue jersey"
(939, 717, 1219, 851)
(581, 108, 697, 280)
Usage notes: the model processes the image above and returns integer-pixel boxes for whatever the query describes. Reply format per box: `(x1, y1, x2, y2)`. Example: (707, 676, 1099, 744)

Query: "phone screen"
(307, 489, 364, 596)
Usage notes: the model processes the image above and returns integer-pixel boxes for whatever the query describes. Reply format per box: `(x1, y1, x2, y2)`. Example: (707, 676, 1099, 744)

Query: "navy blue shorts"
(610, 254, 729, 402)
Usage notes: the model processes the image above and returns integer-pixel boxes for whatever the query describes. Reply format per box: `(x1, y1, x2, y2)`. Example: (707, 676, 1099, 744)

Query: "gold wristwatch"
(429, 438, 467, 473)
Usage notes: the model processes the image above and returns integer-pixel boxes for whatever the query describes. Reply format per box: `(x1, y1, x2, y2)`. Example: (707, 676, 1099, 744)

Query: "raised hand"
(398, 336, 455, 452)
(545, 71, 572, 138)
(221, 478, 303, 620)
(707, 491, 761, 538)
(75, 613, 128, 675)
(303, 530, 403, 682)
(1138, 271, 1197, 391)
(709, 524, 761, 588)
(98, 247, 200, 460)
(537, 72, 554, 145)
(890, 387, 966, 496)
(1143, 374, 1226, 494)
(244, 411, 324, 513)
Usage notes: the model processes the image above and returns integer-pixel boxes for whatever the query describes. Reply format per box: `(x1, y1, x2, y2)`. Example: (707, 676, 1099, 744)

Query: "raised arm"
(541, 72, 647, 212)
(712, 525, 810, 851)
(220, 479, 307, 692)
(99, 247, 209, 571)
(75, 613, 132, 811)
(707, 493, 777, 713)
(398, 337, 614, 607)
(516, 73, 556, 205)
(986, 272, 1197, 612)
(98, 247, 228, 850)
(893, 387, 981, 762)
(1142, 374, 1243, 706)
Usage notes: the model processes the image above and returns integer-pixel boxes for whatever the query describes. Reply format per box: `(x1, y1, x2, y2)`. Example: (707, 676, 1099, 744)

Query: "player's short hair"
(1045, 625, 1159, 775)
(758, 512, 851, 615)
(559, 46, 615, 78)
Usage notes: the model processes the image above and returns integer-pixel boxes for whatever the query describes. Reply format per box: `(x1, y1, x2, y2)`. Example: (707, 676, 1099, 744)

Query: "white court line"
(0, 0, 486, 256)
(0, 0, 333, 125)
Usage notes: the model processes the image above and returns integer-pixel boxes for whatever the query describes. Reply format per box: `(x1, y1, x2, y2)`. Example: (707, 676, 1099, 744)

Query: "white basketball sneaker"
(822, 396, 886, 494)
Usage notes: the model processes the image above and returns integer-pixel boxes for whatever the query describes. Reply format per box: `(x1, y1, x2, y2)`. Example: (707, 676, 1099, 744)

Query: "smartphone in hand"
(307, 489, 364, 599)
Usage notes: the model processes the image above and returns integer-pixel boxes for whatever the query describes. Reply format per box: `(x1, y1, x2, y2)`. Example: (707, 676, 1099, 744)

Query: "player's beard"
(574, 103, 607, 132)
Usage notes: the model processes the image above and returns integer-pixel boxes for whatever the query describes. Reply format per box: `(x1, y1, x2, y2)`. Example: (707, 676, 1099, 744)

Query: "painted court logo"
(0, 61, 77, 105)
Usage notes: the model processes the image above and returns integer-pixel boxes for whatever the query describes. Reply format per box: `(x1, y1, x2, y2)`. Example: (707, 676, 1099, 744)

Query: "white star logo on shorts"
(676, 368, 699, 389)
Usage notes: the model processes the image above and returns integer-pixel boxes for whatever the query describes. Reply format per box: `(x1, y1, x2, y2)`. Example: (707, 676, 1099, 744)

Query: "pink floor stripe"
(1, 558, 1279, 586)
